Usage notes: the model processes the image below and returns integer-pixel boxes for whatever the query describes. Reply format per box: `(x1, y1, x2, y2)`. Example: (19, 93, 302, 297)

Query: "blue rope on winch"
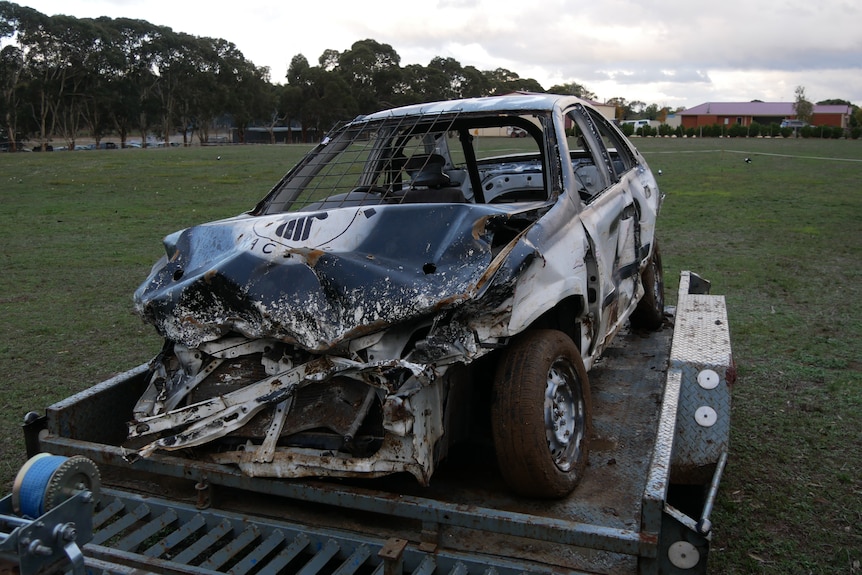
(16, 454, 68, 518)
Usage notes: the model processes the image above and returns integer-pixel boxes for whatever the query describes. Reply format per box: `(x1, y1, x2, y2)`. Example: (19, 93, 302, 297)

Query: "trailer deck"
(18, 272, 734, 574)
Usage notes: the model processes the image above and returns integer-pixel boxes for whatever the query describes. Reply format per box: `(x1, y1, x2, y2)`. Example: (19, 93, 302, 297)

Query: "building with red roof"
(678, 102, 851, 129)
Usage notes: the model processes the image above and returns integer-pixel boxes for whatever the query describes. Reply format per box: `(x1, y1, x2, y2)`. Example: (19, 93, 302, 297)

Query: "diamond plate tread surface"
(670, 290, 733, 474)
(670, 295, 731, 367)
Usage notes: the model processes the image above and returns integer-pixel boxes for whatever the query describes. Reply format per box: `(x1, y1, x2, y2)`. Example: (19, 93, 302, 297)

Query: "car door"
(565, 105, 641, 358)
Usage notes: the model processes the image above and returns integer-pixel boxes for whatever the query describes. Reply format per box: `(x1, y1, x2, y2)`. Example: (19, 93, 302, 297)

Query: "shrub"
(749, 122, 761, 137)
(728, 124, 747, 138)
(800, 126, 814, 138)
(831, 127, 843, 139)
(620, 123, 635, 136)
(636, 126, 658, 137)
(699, 124, 716, 137)
(850, 127, 861, 139)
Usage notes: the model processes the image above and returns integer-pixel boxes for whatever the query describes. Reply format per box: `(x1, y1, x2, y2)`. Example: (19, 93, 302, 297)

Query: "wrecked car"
(128, 93, 664, 498)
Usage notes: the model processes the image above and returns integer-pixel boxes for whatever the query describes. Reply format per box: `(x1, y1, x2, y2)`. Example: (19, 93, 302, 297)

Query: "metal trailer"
(13, 271, 733, 575)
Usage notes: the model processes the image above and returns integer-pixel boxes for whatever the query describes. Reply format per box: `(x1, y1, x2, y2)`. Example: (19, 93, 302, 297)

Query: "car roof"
(359, 93, 587, 122)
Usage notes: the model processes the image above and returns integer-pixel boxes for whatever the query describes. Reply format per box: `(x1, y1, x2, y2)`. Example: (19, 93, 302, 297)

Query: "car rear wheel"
(630, 240, 665, 331)
(491, 329, 591, 498)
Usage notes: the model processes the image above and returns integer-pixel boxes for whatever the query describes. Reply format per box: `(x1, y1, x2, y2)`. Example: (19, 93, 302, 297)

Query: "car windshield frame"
(255, 110, 552, 215)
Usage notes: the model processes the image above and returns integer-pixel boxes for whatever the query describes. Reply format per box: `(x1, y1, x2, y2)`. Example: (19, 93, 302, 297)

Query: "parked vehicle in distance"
(620, 119, 651, 129)
(128, 93, 664, 499)
(619, 118, 661, 134)
(780, 119, 808, 129)
(0, 139, 26, 152)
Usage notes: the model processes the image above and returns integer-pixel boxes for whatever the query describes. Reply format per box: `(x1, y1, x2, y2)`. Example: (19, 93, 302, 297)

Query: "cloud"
(14, 0, 862, 108)
(588, 68, 711, 85)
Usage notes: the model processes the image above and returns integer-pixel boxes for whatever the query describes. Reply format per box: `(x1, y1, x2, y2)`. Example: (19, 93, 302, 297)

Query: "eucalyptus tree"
(793, 85, 814, 125)
(547, 81, 596, 100)
(283, 54, 310, 141)
(2, 3, 59, 149)
(2, 8, 110, 149)
(93, 17, 160, 147)
(628, 100, 646, 116)
(279, 82, 303, 143)
(287, 52, 357, 141)
(44, 15, 103, 149)
(335, 39, 401, 113)
(605, 97, 630, 121)
(0, 2, 10, 37)
(174, 35, 222, 146)
(318, 49, 339, 72)
(0, 3, 25, 148)
(0, 4, 159, 147)
(147, 26, 201, 145)
(306, 67, 355, 135)
(392, 63, 438, 105)
(300, 63, 355, 139)
(427, 57, 470, 100)
(221, 52, 271, 144)
(482, 67, 543, 95)
(417, 58, 490, 101)
(57, 16, 124, 148)
(0, 44, 24, 148)
(457, 65, 488, 98)
(77, 18, 116, 147)
(259, 82, 286, 144)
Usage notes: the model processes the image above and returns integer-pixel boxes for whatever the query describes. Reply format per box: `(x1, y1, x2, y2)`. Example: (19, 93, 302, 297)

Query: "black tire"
(630, 240, 665, 331)
(491, 329, 591, 498)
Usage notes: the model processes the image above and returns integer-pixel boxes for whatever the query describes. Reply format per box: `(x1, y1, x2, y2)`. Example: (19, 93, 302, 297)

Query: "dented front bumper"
(127, 339, 452, 484)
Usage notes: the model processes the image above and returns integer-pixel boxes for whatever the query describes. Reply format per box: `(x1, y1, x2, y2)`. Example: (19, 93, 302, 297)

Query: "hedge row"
(621, 122, 861, 139)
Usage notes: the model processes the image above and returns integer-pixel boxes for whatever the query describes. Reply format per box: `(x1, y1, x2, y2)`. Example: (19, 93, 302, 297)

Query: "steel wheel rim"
(544, 358, 585, 471)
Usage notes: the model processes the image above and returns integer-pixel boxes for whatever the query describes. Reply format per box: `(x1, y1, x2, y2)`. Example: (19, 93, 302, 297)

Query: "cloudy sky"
(13, 0, 862, 109)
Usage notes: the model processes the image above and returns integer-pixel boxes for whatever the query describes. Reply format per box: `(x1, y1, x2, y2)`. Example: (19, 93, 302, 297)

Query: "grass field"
(1, 137, 860, 573)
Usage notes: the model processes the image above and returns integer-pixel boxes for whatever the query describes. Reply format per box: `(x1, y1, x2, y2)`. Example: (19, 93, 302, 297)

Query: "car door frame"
(565, 104, 642, 361)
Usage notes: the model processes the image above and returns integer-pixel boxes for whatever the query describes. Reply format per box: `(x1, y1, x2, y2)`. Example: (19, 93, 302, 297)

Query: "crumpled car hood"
(133, 203, 538, 351)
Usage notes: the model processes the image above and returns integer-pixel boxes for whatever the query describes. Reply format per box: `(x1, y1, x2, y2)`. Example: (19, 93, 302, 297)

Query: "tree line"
(1, 2, 265, 149)
(4, 2, 857, 151)
(0, 2, 601, 150)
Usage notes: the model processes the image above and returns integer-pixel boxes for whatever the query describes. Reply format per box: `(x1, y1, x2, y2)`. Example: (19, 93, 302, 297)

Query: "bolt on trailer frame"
(19, 271, 733, 575)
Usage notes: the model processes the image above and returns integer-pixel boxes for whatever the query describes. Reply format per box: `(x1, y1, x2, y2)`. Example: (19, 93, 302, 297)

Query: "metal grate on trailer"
(83, 488, 557, 575)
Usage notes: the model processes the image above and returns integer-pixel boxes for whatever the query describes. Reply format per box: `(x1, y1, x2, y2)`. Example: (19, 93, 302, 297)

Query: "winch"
(1, 453, 98, 575)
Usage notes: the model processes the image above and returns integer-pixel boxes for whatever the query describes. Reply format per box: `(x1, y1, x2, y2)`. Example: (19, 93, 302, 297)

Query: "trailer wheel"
(492, 329, 591, 498)
(630, 240, 665, 331)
